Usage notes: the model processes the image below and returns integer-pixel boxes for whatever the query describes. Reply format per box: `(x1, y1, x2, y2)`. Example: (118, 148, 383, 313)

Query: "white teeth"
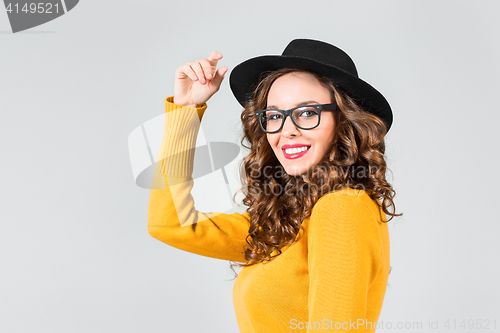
(284, 146, 309, 155)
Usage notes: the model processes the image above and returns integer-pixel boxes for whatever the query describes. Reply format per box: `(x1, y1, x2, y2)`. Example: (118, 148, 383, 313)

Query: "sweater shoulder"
(312, 187, 384, 223)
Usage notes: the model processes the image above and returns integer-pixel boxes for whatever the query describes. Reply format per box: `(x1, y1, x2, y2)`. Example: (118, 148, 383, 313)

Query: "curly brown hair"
(232, 68, 401, 268)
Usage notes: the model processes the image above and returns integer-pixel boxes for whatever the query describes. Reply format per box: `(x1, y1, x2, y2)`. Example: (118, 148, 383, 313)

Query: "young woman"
(148, 39, 400, 332)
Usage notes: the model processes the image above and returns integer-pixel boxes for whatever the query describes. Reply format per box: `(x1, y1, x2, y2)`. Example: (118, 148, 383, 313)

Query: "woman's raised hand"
(173, 51, 228, 108)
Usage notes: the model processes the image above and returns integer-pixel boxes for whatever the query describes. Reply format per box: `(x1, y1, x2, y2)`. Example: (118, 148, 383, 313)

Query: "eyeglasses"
(254, 103, 337, 134)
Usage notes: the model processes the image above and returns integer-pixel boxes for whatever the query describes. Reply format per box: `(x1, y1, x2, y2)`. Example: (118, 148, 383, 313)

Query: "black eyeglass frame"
(254, 103, 338, 134)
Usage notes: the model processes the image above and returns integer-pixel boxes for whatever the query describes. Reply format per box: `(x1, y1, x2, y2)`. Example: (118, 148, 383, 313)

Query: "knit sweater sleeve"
(147, 96, 250, 263)
(307, 190, 383, 332)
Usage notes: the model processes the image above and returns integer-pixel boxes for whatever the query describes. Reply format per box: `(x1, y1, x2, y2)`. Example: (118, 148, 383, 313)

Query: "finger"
(190, 62, 207, 84)
(198, 58, 214, 80)
(180, 63, 198, 81)
(207, 51, 223, 66)
(211, 66, 228, 89)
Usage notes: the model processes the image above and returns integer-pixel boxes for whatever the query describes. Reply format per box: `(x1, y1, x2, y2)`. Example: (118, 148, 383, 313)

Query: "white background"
(1, 1, 499, 332)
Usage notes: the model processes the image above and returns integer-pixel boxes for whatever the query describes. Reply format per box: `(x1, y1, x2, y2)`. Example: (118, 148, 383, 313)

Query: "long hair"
(232, 68, 401, 269)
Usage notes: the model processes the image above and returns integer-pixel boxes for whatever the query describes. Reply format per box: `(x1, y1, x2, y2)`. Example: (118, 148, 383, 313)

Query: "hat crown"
(282, 39, 358, 78)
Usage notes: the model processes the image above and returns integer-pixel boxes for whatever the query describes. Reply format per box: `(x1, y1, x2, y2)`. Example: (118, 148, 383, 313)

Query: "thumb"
(211, 66, 228, 90)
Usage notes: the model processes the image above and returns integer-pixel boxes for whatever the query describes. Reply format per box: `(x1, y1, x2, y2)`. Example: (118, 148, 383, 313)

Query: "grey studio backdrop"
(1, 1, 499, 332)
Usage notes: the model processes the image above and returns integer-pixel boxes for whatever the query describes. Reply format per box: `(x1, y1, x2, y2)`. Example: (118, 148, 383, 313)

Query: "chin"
(283, 164, 311, 177)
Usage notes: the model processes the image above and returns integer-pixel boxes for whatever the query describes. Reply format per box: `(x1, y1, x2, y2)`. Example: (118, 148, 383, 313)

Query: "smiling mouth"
(282, 146, 311, 159)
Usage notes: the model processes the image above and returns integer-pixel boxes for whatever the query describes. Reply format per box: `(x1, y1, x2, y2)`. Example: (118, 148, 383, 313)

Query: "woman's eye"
(266, 112, 282, 121)
(298, 108, 318, 117)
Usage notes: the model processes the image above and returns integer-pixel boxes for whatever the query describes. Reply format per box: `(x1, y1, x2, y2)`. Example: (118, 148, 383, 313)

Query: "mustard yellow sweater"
(148, 97, 390, 332)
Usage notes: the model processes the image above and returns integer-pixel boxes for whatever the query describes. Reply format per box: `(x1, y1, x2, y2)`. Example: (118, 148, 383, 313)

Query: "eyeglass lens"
(260, 106, 319, 132)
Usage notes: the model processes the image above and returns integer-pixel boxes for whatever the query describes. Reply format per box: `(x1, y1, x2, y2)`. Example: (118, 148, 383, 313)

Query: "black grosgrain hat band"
(229, 39, 393, 132)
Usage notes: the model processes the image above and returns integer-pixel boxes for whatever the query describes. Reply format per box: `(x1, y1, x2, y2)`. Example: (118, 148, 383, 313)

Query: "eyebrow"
(266, 100, 320, 110)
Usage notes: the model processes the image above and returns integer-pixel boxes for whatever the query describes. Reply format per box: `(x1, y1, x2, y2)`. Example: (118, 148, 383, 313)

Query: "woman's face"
(266, 72, 336, 176)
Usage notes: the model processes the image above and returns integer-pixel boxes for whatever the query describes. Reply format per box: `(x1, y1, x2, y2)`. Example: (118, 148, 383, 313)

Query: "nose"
(280, 115, 300, 137)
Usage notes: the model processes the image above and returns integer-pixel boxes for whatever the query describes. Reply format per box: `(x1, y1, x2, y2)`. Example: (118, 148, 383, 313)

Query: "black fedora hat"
(229, 39, 393, 132)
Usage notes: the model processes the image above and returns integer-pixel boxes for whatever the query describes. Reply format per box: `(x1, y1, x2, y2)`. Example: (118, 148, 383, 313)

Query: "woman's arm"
(307, 189, 384, 332)
(147, 97, 250, 262)
(148, 52, 250, 262)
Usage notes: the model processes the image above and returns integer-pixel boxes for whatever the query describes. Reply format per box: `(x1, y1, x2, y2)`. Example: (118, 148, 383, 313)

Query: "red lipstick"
(281, 144, 311, 160)
(281, 143, 310, 149)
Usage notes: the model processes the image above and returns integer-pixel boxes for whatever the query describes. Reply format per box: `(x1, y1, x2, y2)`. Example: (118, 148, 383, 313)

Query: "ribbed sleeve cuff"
(154, 96, 208, 177)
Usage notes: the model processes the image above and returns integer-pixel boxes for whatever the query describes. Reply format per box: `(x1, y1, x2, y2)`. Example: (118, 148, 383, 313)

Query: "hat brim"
(229, 55, 393, 132)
